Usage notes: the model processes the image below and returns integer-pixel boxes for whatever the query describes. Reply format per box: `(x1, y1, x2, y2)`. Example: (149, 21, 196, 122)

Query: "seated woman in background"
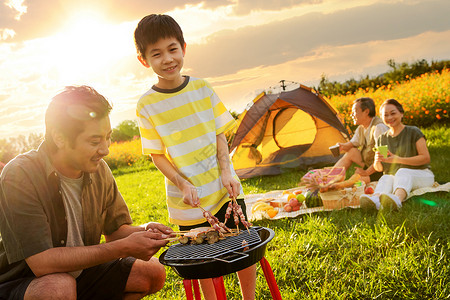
(360, 98, 435, 211)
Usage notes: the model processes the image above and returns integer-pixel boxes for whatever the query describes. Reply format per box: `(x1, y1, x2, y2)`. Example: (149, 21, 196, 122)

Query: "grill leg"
(192, 279, 202, 300)
(183, 279, 194, 300)
(260, 257, 282, 300)
(212, 276, 227, 300)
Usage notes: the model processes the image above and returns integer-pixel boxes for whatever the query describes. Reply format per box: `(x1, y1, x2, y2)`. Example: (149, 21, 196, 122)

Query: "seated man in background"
(333, 97, 388, 183)
(0, 86, 172, 300)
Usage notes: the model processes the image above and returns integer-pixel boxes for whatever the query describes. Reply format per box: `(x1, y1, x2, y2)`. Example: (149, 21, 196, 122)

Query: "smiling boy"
(134, 14, 256, 299)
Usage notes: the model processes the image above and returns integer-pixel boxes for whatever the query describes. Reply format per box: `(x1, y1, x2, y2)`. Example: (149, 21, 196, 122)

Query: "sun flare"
(46, 9, 132, 84)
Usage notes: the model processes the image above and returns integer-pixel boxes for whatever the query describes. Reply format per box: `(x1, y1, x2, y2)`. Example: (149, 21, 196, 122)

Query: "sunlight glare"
(47, 9, 131, 84)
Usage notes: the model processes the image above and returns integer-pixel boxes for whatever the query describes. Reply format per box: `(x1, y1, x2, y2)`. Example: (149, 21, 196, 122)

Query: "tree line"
(0, 122, 139, 166)
(315, 59, 449, 98)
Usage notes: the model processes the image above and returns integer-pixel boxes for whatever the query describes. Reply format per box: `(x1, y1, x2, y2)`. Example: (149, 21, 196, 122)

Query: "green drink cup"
(373, 145, 388, 158)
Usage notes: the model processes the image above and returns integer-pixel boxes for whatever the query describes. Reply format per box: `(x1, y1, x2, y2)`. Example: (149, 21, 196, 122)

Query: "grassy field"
(113, 125, 450, 299)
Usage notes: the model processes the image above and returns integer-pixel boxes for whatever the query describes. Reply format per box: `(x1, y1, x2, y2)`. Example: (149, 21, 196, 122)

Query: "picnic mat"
(245, 182, 450, 222)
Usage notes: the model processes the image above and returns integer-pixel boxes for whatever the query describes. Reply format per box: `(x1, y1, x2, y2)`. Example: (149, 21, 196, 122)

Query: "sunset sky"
(1, 0, 449, 139)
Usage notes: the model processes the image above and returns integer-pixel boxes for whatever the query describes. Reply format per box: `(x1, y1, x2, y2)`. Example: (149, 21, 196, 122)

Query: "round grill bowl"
(159, 226, 275, 279)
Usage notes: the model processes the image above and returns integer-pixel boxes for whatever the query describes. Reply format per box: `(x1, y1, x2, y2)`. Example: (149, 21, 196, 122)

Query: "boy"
(134, 14, 256, 299)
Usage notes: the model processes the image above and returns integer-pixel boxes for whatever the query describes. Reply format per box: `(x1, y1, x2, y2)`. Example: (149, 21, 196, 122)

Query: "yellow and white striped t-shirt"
(136, 77, 242, 226)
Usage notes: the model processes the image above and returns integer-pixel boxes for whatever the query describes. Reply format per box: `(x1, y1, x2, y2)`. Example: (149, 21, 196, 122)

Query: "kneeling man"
(0, 86, 172, 299)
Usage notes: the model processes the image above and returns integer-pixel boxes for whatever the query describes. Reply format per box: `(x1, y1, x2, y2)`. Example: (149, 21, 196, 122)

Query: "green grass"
(114, 126, 450, 299)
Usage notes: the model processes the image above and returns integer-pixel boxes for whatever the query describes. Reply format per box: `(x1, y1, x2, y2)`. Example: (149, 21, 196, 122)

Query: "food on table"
(252, 201, 279, 218)
(364, 186, 374, 194)
(251, 202, 273, 213)
(269, 198, 287, 208)
(269, 200, 284, 208)
(296, 193, 306, 203)
(288, 198, 299, 207)
(266, 208, 278, 218)
(287, 193, 297, 201)
(328, 173, 361, 190)
(305, 189, 323, 208)
(283, 204, 293, 212)
(282, 196, 302, 213)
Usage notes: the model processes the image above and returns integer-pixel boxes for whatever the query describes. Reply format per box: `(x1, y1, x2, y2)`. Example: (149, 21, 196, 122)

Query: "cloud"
(207, 29, 450, 112)
(185, 0, 450, 77)
(0, 0, 204, 42)
(0, 28, 15, 40)
(231, 0, 323, 15)
(5, 0, 27, 20)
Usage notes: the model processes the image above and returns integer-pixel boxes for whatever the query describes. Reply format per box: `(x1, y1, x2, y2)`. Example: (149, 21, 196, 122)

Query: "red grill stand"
(182, 257, 282, 300)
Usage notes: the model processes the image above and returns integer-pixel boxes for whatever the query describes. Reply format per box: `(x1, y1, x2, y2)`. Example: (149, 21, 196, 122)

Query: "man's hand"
(143, 222, 174, 235)
(338, 142, 353, 153)
(123, 231, 170, 261)
(221, 173, 240, 199)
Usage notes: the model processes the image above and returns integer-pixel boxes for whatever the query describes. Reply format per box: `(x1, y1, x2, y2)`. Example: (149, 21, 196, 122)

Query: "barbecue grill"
(159, 226, 282, 299)
(160, 226, 272, 279)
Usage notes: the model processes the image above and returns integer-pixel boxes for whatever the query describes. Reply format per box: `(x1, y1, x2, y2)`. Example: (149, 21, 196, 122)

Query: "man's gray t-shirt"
(59, 173, 84, 277)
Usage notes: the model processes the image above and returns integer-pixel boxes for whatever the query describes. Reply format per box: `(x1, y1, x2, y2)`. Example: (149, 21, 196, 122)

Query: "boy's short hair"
(134, 14, 185, 59)
(354, 97, 376, 117)
(45, 85, 112, 151)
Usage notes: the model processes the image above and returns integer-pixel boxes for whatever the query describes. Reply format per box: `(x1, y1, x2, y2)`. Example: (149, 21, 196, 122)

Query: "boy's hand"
(221, 173, 240, 199)
(181, 182, 200, 207)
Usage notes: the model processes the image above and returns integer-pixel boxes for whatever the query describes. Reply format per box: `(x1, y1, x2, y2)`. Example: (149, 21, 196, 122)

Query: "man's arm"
(105, 223, 173, 242)
(216, 133, 240, 199)
(25, 229, 169, 277)
(338, 126, 360, 152)
(338, 141, 356, 152)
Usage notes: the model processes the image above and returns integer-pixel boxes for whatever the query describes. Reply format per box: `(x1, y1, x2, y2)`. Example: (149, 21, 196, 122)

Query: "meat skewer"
(231, 197, 252, 234)
(188, 201, 252, 244)
(177, 227, 221, 245)
(232, 202, 240, 233)
(223, 201, 234, 224)
(198, 205, 231, 235)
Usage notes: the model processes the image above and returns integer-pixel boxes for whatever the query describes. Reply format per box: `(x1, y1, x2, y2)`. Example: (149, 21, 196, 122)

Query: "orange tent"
(229, 84, 349, 178)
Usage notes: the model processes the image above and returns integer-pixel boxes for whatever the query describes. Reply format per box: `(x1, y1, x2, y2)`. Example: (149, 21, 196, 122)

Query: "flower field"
(329, 69, 449, 132)
(104, 138, 151, 169)
(105, 69, 449, 169)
